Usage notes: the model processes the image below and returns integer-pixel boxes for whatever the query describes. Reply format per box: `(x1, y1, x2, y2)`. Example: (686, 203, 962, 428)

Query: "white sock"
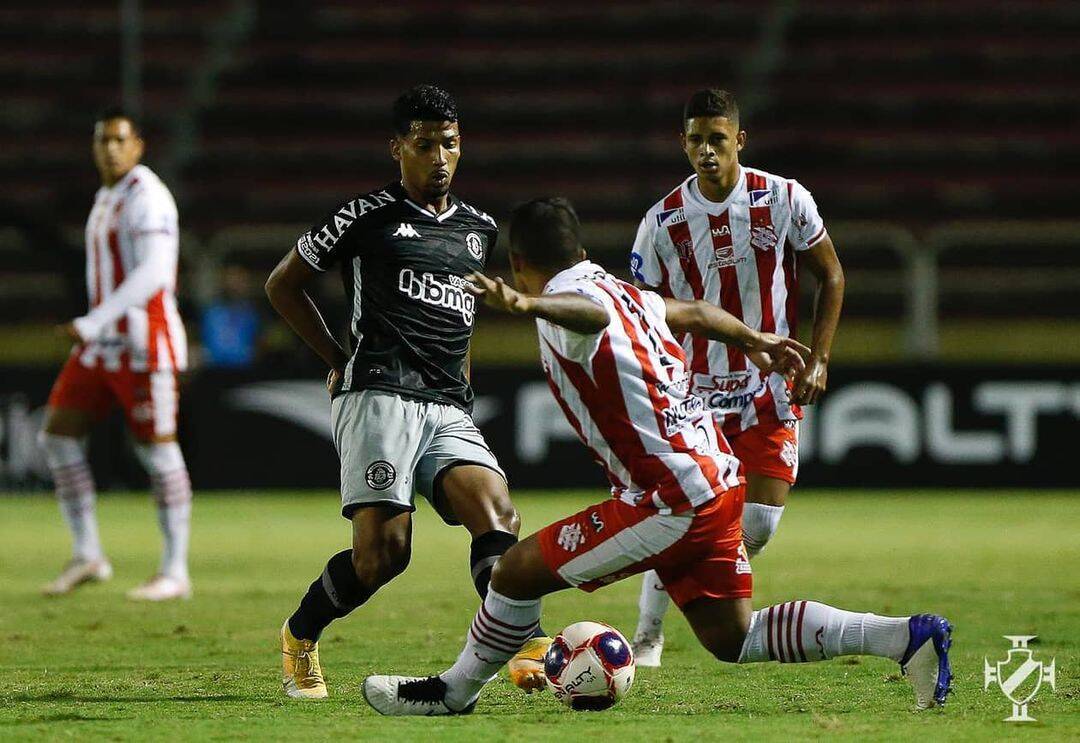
(634, 570, 670, 637)
(738, 601, 910, 663)
(135, 442, 192, 581)
(39, 432, 103, 561)
(742, 503, 785, 558)
(441, 589, 541, 709)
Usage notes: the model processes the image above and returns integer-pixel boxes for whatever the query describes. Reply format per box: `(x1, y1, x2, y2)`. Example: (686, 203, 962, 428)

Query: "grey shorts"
(331, 389, 505, 523)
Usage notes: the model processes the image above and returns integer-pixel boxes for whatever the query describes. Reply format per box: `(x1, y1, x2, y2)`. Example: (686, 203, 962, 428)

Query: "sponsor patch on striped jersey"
(656, 207, 686, 227)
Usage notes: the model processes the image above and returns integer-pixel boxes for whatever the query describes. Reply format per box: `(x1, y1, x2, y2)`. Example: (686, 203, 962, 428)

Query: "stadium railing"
(3, 220, 1079, 363)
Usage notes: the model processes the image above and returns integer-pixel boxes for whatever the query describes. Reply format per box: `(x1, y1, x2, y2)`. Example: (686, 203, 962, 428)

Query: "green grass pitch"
(2, 490, 1078, 741)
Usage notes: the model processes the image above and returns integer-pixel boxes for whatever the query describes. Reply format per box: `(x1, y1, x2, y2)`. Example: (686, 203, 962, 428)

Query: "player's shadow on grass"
(10, 691, 246, 704)
(4, 714, 122, 726)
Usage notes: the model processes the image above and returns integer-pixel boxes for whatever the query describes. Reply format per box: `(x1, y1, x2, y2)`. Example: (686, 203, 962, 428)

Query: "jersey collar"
(101, 163, 145, 195)
(401, 183, 460, 222)
(685, 165, 745, 213)
(542, 260, 603, 294)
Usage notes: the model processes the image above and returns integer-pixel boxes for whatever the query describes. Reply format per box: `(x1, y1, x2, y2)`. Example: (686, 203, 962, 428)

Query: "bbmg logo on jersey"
(398, 268, 476, 325)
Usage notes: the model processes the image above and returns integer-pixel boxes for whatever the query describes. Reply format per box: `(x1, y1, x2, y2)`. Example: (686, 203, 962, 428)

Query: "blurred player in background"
(628, 89, 845, 665)
(360, 198, 950, 716)
(39, 109, 193, 601)
(266, 85, 545, 700)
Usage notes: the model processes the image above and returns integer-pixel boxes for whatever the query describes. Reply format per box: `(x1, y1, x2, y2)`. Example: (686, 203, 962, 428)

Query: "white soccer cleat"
(42, 558, 113, 596)
(630, 631, 664, 668)
(126, 574, 192, 602)
(900, 614, 954, 709)
(362, 675, 474, 716)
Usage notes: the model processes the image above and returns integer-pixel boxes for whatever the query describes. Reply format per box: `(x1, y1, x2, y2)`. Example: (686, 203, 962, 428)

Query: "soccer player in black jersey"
(266, 85, 546, 698)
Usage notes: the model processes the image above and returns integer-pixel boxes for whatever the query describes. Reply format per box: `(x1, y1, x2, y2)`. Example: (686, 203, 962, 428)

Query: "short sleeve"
(538, 277, 612, 361)
(481, 224, 499, 268)
(629, 215, 664, 286)
(787, 180, 827, 251)
(641, 289, 667, 322)
(295, 199, 361, 272)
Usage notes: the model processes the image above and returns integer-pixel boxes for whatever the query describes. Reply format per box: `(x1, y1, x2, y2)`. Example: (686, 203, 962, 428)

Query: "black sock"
(288, 549, 372, 642)
(470, 530, 518, 599)
(470, 530, 548, 639)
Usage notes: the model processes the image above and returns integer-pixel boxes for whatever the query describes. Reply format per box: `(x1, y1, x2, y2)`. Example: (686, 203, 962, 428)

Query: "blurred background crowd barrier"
(1, 1, 1077, 489)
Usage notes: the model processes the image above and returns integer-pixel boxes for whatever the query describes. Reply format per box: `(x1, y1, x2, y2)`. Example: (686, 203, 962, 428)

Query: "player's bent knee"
(351, 540, 411, 589)
(489, 494, 520, 535)
(709, 646, 741, 664)
(699, 621, 748, 663)
(42, 407, 92, 439)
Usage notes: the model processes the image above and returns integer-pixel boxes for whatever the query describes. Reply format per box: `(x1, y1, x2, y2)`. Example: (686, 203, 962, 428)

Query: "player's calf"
(287, 549, 375, 645)
(693, 599, 954, 709)
(38, 430, 106, 569)
(133, 440, 193, 587)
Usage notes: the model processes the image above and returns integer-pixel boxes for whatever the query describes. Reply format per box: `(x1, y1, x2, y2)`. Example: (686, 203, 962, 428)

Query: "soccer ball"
(543, 621, 635, 711)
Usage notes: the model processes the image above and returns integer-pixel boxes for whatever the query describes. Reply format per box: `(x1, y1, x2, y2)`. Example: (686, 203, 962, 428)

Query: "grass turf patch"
(1, 490, 1077, 741)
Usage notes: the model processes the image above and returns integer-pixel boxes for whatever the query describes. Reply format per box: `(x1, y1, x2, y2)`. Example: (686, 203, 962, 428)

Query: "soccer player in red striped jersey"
(38, 109, 193, 601)
(360, 198, 951, 716)
(628, 89, 846, 665)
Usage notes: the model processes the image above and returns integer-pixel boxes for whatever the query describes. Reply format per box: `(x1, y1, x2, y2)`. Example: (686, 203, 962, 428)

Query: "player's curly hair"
(509, 197, 583, 269)
(683, 88, 739, 124)
(392, 84, 459, 134)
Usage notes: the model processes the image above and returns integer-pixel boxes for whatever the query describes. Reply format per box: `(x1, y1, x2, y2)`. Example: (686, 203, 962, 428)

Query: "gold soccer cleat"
(508, 636, 553, 693)
(281, 621, 328, 699)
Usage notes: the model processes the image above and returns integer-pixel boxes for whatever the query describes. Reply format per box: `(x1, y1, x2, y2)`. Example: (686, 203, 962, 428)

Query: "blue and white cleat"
(362, 675, 475, 716)
(900, 614, 953, 709)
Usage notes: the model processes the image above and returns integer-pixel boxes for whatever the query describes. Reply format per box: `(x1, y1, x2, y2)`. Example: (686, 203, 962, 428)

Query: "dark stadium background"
(1, 0, 1077, 491)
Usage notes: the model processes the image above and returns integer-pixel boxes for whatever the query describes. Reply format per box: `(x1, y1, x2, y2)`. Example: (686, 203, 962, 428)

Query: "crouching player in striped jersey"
(361, 198, 952, 716)
(39, 109, 193, 601)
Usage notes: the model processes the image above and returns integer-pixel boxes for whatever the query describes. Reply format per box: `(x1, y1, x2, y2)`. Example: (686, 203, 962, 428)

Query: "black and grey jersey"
(294, 180, 497, 411)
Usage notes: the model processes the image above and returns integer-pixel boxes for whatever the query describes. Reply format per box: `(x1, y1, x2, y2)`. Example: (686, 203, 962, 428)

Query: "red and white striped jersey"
(537, 261, 743, 514)
(75, 164, 187, 372)
(630, 166, 826, 434)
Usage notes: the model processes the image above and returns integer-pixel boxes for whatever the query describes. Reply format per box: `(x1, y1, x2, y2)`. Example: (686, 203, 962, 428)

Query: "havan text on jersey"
(293, 181, 498, 411)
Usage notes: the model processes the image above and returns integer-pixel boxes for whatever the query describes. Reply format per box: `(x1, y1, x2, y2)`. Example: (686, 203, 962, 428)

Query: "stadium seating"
(0, 1, 1077, 339)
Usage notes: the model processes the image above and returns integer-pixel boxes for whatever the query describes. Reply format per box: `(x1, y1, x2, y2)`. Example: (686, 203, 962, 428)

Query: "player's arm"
(630, 215, 663, 293)
(792, 235, 844, 405)
(69, 231, 175, 342)
(265, 249, 349, 375)
(664, 298, 810, 379)
(465, 272, 609, 334)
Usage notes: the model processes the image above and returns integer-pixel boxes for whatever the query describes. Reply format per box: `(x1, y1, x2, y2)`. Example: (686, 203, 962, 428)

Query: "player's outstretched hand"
(465, 272, 532, 316)
(747, 333, 810, 381)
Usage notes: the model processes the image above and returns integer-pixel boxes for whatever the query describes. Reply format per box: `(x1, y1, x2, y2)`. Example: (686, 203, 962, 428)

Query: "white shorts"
(331, 389, 505, 523)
